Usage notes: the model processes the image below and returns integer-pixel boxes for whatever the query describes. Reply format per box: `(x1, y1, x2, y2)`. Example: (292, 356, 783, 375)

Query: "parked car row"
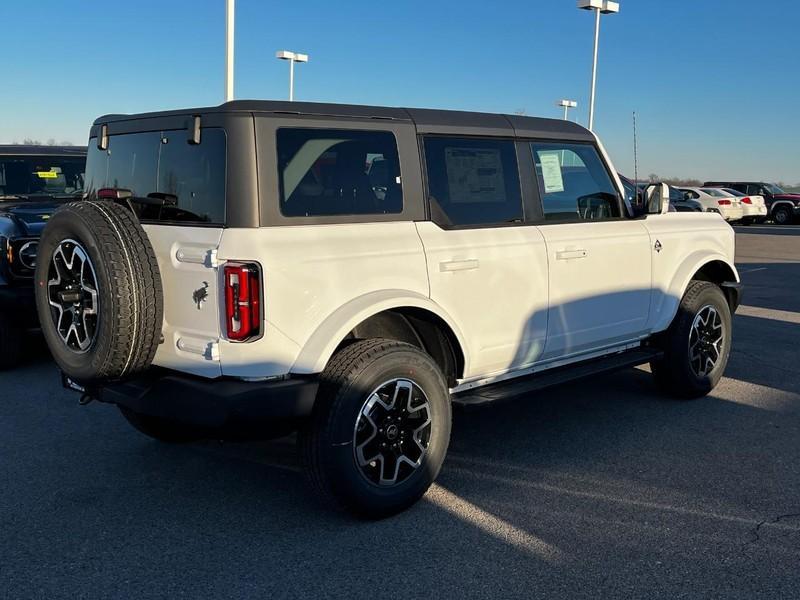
(626, 178, 796, 224)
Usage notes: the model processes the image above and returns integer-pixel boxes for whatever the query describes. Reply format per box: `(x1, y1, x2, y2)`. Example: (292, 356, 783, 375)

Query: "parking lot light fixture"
(557, 99, 578, 121)
(276, 50, 309, 101)
(225, 0, 235, 101)
(577, 0, 619, 130)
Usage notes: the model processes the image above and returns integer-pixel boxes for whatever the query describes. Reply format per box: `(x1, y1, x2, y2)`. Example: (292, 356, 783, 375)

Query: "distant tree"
(514, 108, 527, 116)
(22, 138, 42, 145)
(59, 140, 73, 146)
(648, 173, 660, 182)
(46, 138, 57, 146)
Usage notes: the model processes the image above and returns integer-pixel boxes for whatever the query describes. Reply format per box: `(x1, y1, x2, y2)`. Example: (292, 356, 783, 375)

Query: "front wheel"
(773, 206, 792, 225)
(650, 281, 732, 398)
(299, 339, 451, 519)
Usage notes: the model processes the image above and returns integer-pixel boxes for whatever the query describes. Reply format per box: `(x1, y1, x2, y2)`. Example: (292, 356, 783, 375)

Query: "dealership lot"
(1, 226, 798, 599)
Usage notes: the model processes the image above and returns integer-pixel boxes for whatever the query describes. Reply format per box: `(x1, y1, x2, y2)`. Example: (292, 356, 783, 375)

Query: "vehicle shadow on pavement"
(4, 350, 799, 598)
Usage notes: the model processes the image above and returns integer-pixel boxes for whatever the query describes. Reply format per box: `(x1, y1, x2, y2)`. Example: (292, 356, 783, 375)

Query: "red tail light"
(717, 199, 732, 206)
(741, 196, 752, 204)
(224, 262, 262, 342)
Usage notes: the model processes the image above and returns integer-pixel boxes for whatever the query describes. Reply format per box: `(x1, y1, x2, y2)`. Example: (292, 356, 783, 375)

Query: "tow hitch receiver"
(61, 372, 97, 405)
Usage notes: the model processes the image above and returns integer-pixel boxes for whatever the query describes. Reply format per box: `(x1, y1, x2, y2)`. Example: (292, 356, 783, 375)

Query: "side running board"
(452, 348, 663, 409)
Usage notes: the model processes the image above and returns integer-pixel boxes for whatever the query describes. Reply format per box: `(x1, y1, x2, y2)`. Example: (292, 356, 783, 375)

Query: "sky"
(2, 0, 798, 183)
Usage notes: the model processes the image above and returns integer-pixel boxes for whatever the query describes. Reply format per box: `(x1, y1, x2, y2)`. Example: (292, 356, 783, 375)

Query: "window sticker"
(35, 170, 58, 179)
(539, 152, 564, 194)
(444, 147, 506, 204)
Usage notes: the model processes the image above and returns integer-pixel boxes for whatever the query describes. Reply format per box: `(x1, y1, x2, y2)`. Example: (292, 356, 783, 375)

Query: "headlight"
(18, 240, 39, 270)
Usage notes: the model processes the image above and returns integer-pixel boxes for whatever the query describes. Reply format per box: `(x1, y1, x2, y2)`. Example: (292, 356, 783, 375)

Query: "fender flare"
(290, 289, 470, 375)
(651, 252, 740, 333)
(770, 200, 796, 214)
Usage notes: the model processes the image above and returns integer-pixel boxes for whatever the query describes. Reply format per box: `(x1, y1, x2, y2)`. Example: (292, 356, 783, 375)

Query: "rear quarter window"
(276, 128, 402, 217)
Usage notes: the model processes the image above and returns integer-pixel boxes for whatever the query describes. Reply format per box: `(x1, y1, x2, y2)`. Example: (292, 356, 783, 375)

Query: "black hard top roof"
(94, 100, 594, 141)
(0, 144, 87, 156)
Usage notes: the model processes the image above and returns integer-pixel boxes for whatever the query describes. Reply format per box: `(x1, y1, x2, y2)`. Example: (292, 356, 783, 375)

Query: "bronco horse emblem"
(192, 282, 209, 309)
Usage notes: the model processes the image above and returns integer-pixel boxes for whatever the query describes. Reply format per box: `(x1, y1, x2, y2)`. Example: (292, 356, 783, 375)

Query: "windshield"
(0, 155, 85, 198)
(764, 183, 785, 195)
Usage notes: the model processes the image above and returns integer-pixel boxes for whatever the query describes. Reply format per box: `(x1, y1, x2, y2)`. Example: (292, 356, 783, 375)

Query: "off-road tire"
(35, 201, 163, 383)
(773, 206, 792, 225)
(650, 280, 732, 398)
(118, 406, 207, 443)
(299, 339, 451, 519)
(0, 313, 22, 370)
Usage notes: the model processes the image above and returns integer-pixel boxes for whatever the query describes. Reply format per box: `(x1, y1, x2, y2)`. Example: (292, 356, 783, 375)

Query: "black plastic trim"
(98, 371, 320, 428)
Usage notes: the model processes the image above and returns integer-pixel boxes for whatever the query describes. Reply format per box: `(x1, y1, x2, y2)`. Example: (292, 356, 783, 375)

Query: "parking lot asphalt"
(2, 225, 799, 599)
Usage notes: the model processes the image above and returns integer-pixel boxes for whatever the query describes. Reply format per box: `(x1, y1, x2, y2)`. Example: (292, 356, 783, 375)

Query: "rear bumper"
(742, 204, 767, 218)
(98, 370, 319, 428)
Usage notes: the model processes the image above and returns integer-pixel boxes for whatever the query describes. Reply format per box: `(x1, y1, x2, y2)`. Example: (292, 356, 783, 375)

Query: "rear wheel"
(118, 406, 208, 443)
(299, 339, 451, 519)
(773, 206, 792, 225)
(651, 280, 732, 398)
(0, 313, 22, 370)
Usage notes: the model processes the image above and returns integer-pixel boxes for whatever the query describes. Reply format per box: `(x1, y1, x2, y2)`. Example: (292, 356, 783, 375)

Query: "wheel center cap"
(385, 424, 399, 441)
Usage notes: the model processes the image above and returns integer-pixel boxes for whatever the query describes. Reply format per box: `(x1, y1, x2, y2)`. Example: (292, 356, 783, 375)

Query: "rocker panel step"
(452, 348, 663, 408)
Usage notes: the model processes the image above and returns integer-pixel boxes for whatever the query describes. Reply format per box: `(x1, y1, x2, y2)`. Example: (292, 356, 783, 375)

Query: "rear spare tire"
(34, 201, 163, 383)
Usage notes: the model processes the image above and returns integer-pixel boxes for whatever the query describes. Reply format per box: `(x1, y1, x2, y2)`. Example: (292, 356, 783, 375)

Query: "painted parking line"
(737, 304, 800, 325)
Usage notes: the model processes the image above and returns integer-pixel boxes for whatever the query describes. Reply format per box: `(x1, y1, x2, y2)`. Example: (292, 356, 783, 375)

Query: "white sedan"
(719, 188, 768, 224)
(678, 187, 744, 222)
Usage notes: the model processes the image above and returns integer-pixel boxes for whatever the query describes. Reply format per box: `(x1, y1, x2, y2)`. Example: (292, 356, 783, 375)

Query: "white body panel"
(742, 195, 768, 219)
(143, 225, 224, 378)
(641, 212, 738, 333)
(414, 221, 549, 378)
(215, 222, 432, 378)
(537, 220, 652, 359)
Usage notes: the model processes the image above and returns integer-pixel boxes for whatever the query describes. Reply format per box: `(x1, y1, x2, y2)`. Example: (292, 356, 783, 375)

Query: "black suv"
(0, 145, 87, 368)
(703, 181, 800, 224)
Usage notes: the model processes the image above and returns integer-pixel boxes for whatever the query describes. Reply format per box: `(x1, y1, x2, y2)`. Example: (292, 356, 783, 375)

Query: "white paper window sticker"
(539, 152, 564, 194)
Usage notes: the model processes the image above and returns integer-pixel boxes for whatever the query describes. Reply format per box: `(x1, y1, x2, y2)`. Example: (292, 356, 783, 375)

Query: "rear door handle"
(439, 259, 479, 272)
(555, 249, 588, 260)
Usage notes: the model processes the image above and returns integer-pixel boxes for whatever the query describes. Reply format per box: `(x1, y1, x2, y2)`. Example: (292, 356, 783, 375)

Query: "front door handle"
(555, 249, 588, 260)
(439, 259, 479, 272)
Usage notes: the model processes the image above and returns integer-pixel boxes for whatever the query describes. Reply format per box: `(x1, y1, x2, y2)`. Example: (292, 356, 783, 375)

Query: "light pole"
(225, 0, 235, 101)
(276, 50, 309, 101)
(577, 0, 619, 130)
(557, 99, 578, 121)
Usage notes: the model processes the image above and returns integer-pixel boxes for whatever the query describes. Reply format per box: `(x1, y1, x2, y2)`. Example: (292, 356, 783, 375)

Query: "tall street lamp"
(577, 0, 619, 130)
(557, 99, 578, 121)
(276, 50, 309, 101)
(225, 0, 235, 101)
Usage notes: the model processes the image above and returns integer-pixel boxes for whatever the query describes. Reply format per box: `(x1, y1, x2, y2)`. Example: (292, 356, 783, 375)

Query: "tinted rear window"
(277, 128, 403, 217)
(85, 129, 226, 224)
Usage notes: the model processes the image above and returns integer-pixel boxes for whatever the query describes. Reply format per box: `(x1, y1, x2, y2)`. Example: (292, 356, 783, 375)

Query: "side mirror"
(645, 183, 670, 215)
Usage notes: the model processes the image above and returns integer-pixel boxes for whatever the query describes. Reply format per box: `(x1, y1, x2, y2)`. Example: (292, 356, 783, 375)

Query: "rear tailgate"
(143, 224, 224, 377)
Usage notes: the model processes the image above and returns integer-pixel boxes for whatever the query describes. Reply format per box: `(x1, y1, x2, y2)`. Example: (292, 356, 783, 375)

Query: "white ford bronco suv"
(35, 101, 741, 518)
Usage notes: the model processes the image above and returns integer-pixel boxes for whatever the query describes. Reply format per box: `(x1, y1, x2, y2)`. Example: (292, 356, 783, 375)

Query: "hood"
(773, 193, 800, 202)
(0, 200, 60, 236)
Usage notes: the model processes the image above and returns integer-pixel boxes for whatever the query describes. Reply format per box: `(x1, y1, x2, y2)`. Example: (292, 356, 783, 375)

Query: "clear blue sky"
(3, 0, 798, 182)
